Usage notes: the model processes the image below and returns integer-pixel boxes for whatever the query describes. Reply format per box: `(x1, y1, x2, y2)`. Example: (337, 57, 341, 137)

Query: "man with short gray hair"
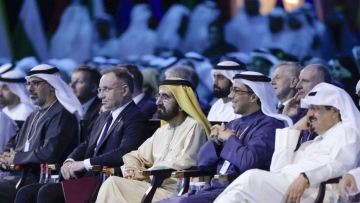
(271, 61, 302, 114)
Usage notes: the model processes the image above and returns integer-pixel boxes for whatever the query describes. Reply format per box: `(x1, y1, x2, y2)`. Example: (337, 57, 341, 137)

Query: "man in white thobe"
(207, 61, 245, 122)
(96, 78, 211, 203)
(0, 69, 33, 121)
(215, 82, 360, 203)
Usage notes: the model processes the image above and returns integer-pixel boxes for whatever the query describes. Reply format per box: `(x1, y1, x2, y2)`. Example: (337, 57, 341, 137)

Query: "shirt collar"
(110, 100, 133, 120)
(239, 109, 263, 123)
(133, 93, 145, 104)
(279, 98, 292, 106)
(82, 96, 97, 114)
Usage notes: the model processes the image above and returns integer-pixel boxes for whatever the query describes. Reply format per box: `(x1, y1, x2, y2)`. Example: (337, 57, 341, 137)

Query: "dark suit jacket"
(136, 95, 157, 119)
(81, 97, 102, 142)
(68, 101, 150, 171)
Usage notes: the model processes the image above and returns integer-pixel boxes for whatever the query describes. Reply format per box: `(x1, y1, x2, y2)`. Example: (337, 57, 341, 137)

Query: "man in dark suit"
(14, 66, 151, 203)
(123, 64, 157, 119)
(69, 65, 103, 142)
(0, 64, 81, 203)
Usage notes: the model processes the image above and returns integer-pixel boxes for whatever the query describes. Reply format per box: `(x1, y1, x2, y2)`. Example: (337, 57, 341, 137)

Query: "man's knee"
(38, 183, 64, 202)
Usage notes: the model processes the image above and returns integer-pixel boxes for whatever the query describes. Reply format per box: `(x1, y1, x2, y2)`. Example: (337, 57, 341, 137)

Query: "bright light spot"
(285, 0, 299, 3)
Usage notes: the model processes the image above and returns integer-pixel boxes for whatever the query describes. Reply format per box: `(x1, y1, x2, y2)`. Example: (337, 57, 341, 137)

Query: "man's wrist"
(300, 172, 310, 188)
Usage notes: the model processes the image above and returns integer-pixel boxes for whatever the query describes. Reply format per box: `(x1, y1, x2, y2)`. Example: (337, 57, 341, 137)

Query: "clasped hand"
(124, 165, 149, 181)
(0, 148, 16, 169)
(61, 161, 85, 180)
(209, 123, 235, 145)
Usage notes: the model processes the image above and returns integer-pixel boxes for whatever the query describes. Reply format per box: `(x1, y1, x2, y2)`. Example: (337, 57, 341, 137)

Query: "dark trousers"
(14, 183, 65, 203)
(0, 172, 38, 203)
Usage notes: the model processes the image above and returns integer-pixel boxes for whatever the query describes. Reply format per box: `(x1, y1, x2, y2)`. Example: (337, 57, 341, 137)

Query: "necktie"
(277, 104, 284, 114)
(94, 114, 113, 156)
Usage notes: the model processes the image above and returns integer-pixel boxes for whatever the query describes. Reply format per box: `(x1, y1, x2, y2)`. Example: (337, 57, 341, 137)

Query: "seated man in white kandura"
(214, 82, 360, 203)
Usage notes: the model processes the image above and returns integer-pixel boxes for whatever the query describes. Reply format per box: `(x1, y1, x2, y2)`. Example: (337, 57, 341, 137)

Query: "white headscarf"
(233, 71, 293, 127)
(356, 80, 360, 94)
(0, 69, 32, 107)
(156, 4, 190, 50)
(301, 82, 360, 136)
(211, 61, 246, 81)
(25, 64, 84, 121)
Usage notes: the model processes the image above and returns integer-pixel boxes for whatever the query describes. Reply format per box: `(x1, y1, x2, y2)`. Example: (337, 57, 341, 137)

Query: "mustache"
(157, 105, 165, 110)
(213, 85, 221, 90)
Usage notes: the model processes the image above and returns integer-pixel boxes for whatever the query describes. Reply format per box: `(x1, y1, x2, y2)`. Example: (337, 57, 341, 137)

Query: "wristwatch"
(300, 172, 310, 188)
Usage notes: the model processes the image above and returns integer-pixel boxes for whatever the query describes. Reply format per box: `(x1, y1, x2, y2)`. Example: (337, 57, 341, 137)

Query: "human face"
(271, 66, 293, 102)
(228, 82, 254, 116)
(296, 66, 321, 99)
(155, 86, 179, 121)
(213, 71, 231, 98)
(0, 83, 19, 106)
(98, 72, 127, 111)
(26, 77, 53, 108)
(308, 105, 339, 135)
(69, 71, 96, 104)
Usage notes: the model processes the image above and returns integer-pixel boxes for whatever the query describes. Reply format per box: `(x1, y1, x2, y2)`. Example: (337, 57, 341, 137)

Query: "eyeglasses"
(230, 87, 253, 95)
(155, 93, 171, 101)
(97, 86, 123, 94)
(25, 80, 46, 87)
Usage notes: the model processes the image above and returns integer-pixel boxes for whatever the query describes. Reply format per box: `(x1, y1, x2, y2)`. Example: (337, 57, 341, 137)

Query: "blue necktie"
(94, 114, 113, 156)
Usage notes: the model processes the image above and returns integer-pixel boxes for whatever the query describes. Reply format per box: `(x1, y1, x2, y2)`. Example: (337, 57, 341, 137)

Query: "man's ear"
(290, 77, 299, 88)
(251, 94, 259, 103)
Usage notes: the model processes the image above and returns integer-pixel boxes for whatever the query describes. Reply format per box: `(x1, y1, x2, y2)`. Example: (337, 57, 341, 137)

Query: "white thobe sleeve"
(305, 127, 358, 186)
(122, 129, 159, 168)
(270, 128, 300, 173)
(348, 168, 360, 195)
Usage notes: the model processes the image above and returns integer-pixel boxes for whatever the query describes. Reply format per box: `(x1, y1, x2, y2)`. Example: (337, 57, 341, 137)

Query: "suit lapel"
(96, 101, 135, 150)
(89, 111, 110, 149)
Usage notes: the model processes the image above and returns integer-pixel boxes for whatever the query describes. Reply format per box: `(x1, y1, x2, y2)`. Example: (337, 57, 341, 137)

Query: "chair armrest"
(314, 177, 341, 203)
(171, 170, 214, 179)
(140, 168, 175, 177)
(140, 169, 176, 203)
(213, 173, 241, 184)
(89, 165, 102, 173)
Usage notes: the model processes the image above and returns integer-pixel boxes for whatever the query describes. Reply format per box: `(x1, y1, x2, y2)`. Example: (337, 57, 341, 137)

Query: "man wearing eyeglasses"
(0, 64, 81, 203)
(157, 71, 292, 203)
(283, 64, 332, 148)
(95, 78, 210, 202)
(215, 83, 359, 203)
(0, 66, 34, 121)
(14, 66, 152, 203)
(207, 61, 245, 122)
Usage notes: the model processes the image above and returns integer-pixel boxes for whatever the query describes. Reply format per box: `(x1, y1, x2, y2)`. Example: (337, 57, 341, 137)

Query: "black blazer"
(81, 97, 102, 142)
(68, 101, 151, 169)
(136, 95, 157, 119)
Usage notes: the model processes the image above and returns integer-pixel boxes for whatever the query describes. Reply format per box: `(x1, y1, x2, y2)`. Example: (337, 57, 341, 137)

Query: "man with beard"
(14, 66, 151, 203)
(157, 71, 292, 203)
(215, 83, 360, 203)
(164, 65, 211, 116)
(207, 61, 246, 121)
(95, 78, 211, 203)
(0, 66, 34, 121)
(271, 61, 302, 114)
(0, 64, 82, 203)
